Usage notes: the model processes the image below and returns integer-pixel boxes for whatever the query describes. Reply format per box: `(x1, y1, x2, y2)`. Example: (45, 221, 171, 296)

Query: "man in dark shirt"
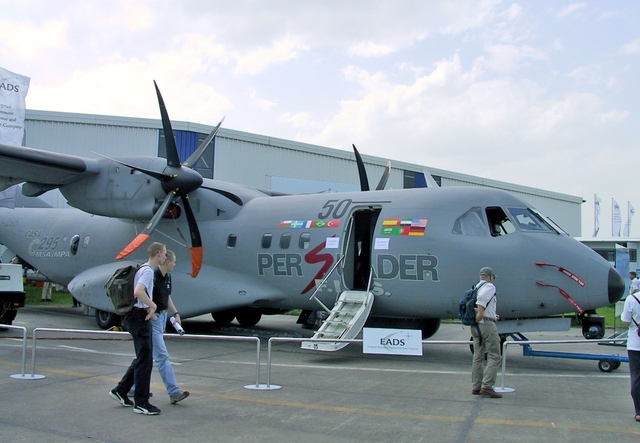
(151, 250, 189, 404)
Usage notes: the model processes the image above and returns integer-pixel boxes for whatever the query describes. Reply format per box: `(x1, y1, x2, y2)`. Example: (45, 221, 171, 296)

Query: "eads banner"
(0, 67, 30, 146)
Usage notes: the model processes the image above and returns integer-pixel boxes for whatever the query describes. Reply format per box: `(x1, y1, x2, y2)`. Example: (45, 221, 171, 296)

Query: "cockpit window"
(507, 207, 554, 233)
(486, 207, 516, 236)
(452, 207, 488, 237)
(529, 208, 567, 235)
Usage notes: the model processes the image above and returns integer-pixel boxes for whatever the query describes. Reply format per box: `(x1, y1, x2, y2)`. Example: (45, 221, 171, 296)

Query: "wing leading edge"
(0, 142, 100, 194)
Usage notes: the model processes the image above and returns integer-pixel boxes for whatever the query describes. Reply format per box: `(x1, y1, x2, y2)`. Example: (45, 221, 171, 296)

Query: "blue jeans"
(151, 311, 180, 396)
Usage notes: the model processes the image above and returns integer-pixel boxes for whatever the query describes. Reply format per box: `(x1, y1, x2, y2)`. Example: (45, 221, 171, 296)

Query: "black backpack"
(458, 281, 487, 326)
(105, 264, 149, 315)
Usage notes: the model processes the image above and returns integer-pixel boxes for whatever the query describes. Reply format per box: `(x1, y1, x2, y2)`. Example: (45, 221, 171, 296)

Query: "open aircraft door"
(302, 206, 381, 351)
(341, 206, 382, 291)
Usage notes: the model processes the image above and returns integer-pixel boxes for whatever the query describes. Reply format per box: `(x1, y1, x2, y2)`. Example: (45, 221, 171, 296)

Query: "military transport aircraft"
(0, 83, 625, 346)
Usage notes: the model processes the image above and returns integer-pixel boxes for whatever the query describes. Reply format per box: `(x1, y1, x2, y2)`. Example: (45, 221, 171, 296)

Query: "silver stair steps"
(301, 290, 374, 351)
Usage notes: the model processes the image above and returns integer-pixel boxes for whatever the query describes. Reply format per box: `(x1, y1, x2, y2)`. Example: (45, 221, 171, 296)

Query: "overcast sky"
(1, 0, 638, 237)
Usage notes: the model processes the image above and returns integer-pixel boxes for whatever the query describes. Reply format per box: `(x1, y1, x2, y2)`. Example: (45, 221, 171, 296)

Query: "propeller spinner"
(115, 82, 223, 277)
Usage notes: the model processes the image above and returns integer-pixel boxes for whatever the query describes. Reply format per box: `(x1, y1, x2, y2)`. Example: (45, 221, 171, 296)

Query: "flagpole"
(628, 201, 630, 237)
(593, 194, 596, 237)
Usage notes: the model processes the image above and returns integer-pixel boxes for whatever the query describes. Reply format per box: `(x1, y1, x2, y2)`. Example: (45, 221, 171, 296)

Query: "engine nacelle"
(59, 157, 167, 219)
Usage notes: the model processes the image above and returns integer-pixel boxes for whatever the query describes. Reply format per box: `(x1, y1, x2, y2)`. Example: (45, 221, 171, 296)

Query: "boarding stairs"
(301, 254, 375, 351)
(301, 290, 374, 351)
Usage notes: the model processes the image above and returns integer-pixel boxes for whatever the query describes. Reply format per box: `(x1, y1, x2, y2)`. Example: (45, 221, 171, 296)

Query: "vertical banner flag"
(612, 199, 622, 237)
(0, 66, 30, 146)
(593, 194, 601, 237)
(623, 202, 635, 237)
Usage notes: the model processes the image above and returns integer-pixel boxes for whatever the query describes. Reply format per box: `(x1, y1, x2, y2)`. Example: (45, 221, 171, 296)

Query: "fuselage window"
(261, 233, 272, 249)
(506, 207, 553, 233)
(299, 232, 311, 250)
(485, 207, 516, 236)
(70, 235, 80, 255)
(280, 233, 291, 249)
(82, 236, 90, 248)
(227, 234, 237, 249)
(452, 207, 487, 237)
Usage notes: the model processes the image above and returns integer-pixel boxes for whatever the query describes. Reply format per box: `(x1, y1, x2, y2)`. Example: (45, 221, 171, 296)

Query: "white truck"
(0, 264, 26, 326)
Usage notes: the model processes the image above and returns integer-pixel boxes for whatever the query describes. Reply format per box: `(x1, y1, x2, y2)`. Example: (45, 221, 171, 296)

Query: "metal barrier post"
(25, 328, 262, 388)
(263, 337, 476, 391)
(496, 341, 514, 393)
(1, 324, 32, 379)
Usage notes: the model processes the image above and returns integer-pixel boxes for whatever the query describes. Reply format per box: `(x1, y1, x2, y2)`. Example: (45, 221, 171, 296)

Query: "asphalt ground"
(0, 306, 638, 443)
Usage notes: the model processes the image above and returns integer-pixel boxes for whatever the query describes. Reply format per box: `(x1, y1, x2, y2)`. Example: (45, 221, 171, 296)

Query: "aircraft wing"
(0, 142, 101, 193)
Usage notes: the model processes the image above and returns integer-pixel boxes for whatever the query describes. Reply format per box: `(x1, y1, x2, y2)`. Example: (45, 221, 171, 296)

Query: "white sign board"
(325, 237, 340, 249)
(363, 328, 423, 356)
(374, 237, 389, 250)
(0, 67, 30, 146)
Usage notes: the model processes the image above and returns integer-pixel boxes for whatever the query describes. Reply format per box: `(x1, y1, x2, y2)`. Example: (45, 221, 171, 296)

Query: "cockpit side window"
(507, 207, 554, 233)
(453, 207, 488, 237)
(486, 207, 516, 236)
(529, 208, 567, 235)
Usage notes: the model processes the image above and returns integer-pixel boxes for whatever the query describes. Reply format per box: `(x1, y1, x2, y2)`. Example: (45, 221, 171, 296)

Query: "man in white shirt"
(621, 290, 640, 422)
(109, 242, 166, 416)
(471, 267, 501, 398)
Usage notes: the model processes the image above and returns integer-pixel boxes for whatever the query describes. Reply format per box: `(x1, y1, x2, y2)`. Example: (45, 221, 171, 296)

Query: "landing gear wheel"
(95, 310, 120, 329)
(212, 310, 235, 325)
(235, 309, 262, 327)
(0, 308, 17, 326)
(598, 358, 615, 373)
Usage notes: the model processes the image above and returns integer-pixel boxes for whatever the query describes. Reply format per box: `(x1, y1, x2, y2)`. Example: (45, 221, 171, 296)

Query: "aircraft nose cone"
(608, 267, 625, 304)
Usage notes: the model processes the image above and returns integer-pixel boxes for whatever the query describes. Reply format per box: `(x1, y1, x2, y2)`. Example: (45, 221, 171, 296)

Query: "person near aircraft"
(41, 281, 52, 302)
(151, 250, 190, 404)
(627, 271, 640, 301)
(471, 267, 502, 398)
(621, 291, 640, 422)
(109, 242, 165, 416)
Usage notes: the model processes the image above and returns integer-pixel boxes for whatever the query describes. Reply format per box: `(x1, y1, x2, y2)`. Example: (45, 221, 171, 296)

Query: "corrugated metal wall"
(22, 110, 583, 235)
(213, 132, 402, 190)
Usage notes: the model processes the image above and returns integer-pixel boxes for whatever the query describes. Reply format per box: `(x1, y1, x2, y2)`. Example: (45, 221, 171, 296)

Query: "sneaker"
(109, 389, 133, 407)
(170, 390, 190, 404)
(133, 402, 161, 415)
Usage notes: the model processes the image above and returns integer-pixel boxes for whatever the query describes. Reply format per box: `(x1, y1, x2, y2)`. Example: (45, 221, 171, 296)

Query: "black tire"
(613, 361, 621, 370)
(235, 309, 262, 327)
(95, 310, 120, 329)
(598, 358, 614, 373)
(0, 308, 17, 326)
(211, 310, 235, 325)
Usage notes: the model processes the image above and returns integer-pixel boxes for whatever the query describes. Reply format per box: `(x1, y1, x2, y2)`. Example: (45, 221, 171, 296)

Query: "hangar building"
(23, 109, 584, 236)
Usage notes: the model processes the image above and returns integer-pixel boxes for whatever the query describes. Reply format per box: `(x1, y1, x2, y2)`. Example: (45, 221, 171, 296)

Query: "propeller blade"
(375, 161, 391, 190)
(116, 192, 175, 260)
(181, 194, 203, 277)
(188, 246, 203, 278)
(182, 117, 225, 169)
(154, 81, 181, 168)
(352, 144, 370, 191)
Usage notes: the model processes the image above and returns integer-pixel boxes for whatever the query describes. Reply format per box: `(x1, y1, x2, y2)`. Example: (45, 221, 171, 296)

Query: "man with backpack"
(621, 287, 640, 422)
(471, 267, 502, 398)
(109, 242, 166, 415)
